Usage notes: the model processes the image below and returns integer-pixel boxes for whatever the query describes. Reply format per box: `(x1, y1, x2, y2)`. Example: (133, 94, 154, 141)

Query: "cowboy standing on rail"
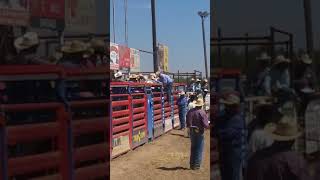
(254, 52, 272, 96)
(156, 71, 174, 104)
(214, 93, 246, 180)
(177, 91, 188, 130)
(186, 98, 209, 170)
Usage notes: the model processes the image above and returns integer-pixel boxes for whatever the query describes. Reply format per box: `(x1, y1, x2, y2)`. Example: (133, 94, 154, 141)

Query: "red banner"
(119, 46, 131, 69)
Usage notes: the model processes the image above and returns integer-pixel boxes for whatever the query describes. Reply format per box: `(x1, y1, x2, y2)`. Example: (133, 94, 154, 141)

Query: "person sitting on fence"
(58, 40, 89, 68)
(195, 79, 202, 95)
(213, 93, 246, 180)
(201, 79, 209, 102)
(177, 91, 188, 130)
(129, 74, 139, 82)
(114, 71, 125, 82)
(88, 39, 108, 66)
(156, 71, 174, 104)
(247, 116, 311, 180)
(186, 98, 210, 170)
(254, 52, 272, 96)
(149, 73, 161, 84)
(188, 78, 196, 92)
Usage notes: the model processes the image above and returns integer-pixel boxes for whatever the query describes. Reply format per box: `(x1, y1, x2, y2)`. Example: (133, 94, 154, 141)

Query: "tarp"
(158, 44, 169, 72)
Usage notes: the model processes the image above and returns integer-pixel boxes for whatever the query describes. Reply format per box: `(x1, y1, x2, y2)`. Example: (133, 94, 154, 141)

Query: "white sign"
(130, 48, 140, 72)
(110, 42, 119, 70)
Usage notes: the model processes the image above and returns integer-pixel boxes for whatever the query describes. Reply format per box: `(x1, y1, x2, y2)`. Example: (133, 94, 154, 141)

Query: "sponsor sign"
(110, 42, 119, 70)
(119, 45, 130, 70)
(130, 48, 140, 72)
(0, 0, 30, 26)
(112, 135, 130, 157)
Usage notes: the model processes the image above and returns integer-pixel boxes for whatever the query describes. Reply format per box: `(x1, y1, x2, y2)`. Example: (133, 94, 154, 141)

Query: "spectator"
(195, 79, 202, 95)
(177, 91, 188, 130)
(114, 71, 125, 82)
(254, 52, 272, 96)
(186, 98, 210, 170)
(202, 79, 209, 102)
(188, 78, 196, 92)
(214, 93, 246, 180)
(247, 116, 311, 180)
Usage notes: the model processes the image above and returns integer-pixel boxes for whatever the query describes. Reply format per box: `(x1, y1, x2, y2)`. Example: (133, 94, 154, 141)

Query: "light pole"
(151, 0, 159, 73)
(198, 11, 209, 79)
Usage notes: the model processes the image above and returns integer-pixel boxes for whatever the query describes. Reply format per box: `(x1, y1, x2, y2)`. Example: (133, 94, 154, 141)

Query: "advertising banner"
(158, 44, 169, 72)
(30, 0, 65, 30)
(65, 0, 96, 33)
(0, 0, 30, 26)
(110, 42, 119, 70)
(130, 48, 140, 72)
(119, 45, 130, 71)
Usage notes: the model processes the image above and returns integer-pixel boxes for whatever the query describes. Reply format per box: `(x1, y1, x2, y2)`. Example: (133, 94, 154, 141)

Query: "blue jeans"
(166, 82, 173, 103)
(190, 128, 204, 168)
(178, 107, 186, 128)
(220, 148, 243, 180)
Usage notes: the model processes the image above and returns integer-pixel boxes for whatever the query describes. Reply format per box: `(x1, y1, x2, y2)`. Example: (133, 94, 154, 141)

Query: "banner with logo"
(110, 42, 119, 70)
(130, 48, 140, 72)
(119, 45, 130, 71)
(0, 0, 30, 26)
(65, 0, 96, 33)
(30, 0, 65, 30)
(158, 44, 169, 72)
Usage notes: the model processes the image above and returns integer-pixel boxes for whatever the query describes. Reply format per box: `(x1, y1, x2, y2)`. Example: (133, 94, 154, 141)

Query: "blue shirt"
(159, 74, 173, 84)
(270, 68, 290, 90)
(177, 96, 188, 108)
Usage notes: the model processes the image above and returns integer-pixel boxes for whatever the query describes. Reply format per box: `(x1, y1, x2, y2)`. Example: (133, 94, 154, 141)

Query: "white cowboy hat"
(114, 71, 123, 78)
(14, 32, 39, 51)
(220, 94, 240, 105)
(194, 98, 204, 107)
(273, 55, 291, 65)
(256, 52, 271, 61)
(203, 79, 208, 83)
(61, 40, 87, 53)
(264, 116, 302, 141)
(191, 78, 195, 81)
(196, 79, 201, 82)
(179, 91, 186, 95)
(301, 54, 312, 64)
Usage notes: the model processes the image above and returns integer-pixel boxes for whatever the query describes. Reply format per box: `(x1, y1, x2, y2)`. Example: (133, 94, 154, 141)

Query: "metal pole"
(151, 0, 158, 72)
(245, 33, 249, 72)
(303, 0, 314, 57)
(270, 27, 275, 59)
(217, 28, 222, 67)
(112, 0, 116, 43)
(200, 16, 209, 79)
(124, 0, 128, 45)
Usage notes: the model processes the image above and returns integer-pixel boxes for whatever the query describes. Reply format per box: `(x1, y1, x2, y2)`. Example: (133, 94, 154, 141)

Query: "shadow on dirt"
(157, 166, 190, 171)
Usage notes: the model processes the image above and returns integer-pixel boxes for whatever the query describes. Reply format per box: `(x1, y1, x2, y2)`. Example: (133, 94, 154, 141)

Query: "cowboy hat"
(220, 94, 240, 105)
(179, 91, 186, 96)
(264, 116, 302, 141)
(90, 39, 105, 49)
(114, 71, 123, 78)
(191, 78, 195, 81)
(14, 32, 39, 51)
(203, 79, 208, 83)
(61, 40, 87, 53)
(256, 52, 271, 61)
(301, 54, 312, 64)
(155, 71, 161, 76)
(129, 74, 138, 79)
(194, 98, 204, 107)
(196, 79, 201, 82)
(273, 55, 291, 65)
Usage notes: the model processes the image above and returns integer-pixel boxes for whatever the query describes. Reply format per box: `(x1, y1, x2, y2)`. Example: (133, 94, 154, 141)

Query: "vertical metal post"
(112, 0, 116, 43)
(270, 27, 275, 59)
(303, 0, 314, 57)
(151, 0, 158, 73)
(200, 16, 209, 79)
(245, 33, 249, 72)
(217, 28, 222, 67)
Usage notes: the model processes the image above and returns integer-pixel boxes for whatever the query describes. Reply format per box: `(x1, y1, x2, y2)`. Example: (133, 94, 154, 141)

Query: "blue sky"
(110, 0, 210, 74)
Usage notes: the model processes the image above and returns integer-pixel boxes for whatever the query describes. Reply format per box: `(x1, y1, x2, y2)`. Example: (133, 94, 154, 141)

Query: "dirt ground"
(111, 129, 210, 180)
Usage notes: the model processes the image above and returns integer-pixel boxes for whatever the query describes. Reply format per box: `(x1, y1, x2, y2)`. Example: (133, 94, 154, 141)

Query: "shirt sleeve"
(201, 111, 210, 129)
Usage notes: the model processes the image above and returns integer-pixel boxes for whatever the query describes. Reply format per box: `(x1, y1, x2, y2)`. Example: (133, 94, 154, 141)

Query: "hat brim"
(14, 38, 39, 51)
(264, 123, 302, 141)
(61, 45, 86, 53)
(273, 60, 290, 66)
(302, 59, 312, 64)
(220, 99, 240, 105)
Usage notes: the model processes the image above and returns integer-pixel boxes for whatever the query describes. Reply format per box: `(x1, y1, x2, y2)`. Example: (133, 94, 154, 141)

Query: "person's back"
(247, 145, 310, 180)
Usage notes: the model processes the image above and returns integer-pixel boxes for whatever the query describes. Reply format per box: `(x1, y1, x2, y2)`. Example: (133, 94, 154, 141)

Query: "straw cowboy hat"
(194, 98, 204, 107)
(203, 79, 208, 83)
(220, 94, 240, 105)
(256, 52, 271, 61)
(301, 54, 312, 64)
(114, 71, 123, 78)
(14, 32, 39, 51)
(155, 71, 161, 76)
(129, 74, 138, 79)
(61, 40, 87, 53)
(191, 78, 195, 81)
(150, 73, 157, 79)
(264, 116, 302, 141)
(273, 55, 291, 65)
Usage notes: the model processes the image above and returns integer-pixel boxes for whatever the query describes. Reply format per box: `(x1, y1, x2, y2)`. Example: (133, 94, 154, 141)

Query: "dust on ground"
(111, 129, 210, 180)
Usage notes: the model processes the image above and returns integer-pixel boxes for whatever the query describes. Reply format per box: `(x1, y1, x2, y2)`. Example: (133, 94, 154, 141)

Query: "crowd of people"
(213, 52, 319, 180)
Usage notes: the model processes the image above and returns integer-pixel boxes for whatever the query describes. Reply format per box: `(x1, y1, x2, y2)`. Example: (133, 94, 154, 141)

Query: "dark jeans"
(220, 148, 242, 180)
(178, 107, 187, 128)
(190, 128, 204, 169)
(166, 82, 173, 104)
